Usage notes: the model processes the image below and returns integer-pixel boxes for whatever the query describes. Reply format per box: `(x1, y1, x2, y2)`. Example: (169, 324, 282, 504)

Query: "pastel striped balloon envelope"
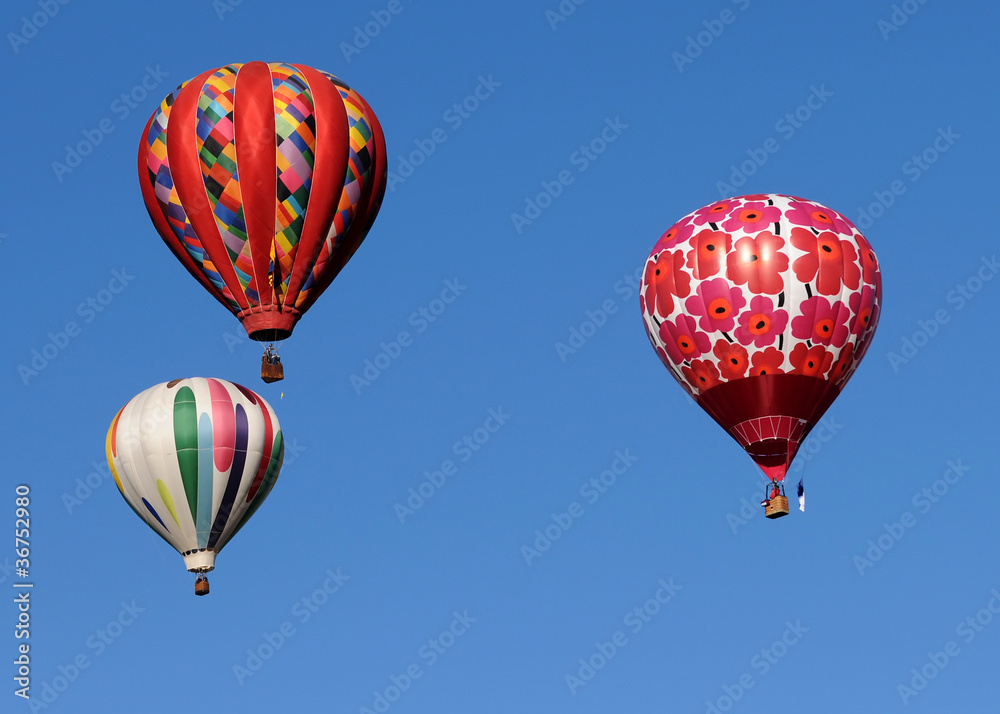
(106, 378, 283, 579)
(138, 62, 387, 343)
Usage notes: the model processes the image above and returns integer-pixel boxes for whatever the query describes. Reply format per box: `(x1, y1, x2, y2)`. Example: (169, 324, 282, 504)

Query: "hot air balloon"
(138, 62, 388, 383)
(106, 378, 284, 595)
(640, 194, 881, 518)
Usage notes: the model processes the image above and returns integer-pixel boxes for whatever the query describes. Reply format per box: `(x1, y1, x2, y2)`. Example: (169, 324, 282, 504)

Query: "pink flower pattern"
(720, 202, 782, 234)
(734, 295, 788, 348)
(659, 314, 712, 364)
(640, 194, 881, 395)
(653, 220, 696, 252)
(791, 296, 850, 347)
(684, 278, 747, 333)
(784, 200, 854, 234)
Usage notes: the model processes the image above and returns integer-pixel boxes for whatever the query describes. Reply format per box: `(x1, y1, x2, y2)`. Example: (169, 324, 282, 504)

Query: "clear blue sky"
(3, 0, 999, 712)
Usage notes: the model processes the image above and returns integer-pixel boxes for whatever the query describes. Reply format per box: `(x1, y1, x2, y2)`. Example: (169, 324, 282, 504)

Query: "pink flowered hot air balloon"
(640, 194, 882, 518)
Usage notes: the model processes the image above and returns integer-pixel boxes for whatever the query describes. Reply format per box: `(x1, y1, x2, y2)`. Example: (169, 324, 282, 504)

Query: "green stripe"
(173, 387, 199, 522)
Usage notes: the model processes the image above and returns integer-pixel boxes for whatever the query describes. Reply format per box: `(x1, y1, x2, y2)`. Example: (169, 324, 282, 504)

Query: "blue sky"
(3, 0, 999, 712)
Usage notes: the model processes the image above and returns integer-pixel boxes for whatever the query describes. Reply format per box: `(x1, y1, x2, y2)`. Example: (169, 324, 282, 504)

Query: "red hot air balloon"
(640, 194, 881, 517)
(138, 62, 387, 382)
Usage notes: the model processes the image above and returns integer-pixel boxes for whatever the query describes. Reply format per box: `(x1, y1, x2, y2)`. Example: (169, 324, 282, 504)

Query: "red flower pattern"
(790, 228, 861, 295)
(734, 295, 788, 348)
(642, 250, 691, 316)
(684, 278, 747, 333)
(856, 232, 879, 285)
(653, 220, 695, 252)
(789, 343, 834, 378)
(829, 342, 855, 384)
(784, 200, 853, 234)
(750, 347, 785, 375)
(682, 359, 722, 391)
(691, 200, 734, 226)
(726, 232, 788, 294)
(849, 286, 878, 336)
(686, 229, 732, 279)
(721, 202, 782, 234)
(791, 296, 850, 347)
(639, 194, 881, 396)
(713, 339, 749, 380)
(658, 314, 712, 364)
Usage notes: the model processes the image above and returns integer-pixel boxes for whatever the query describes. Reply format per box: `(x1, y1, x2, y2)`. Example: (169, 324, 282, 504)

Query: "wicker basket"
(765, 495, 790, 519)
(194, 579, 210, 596)
(261, 358, 284, 383)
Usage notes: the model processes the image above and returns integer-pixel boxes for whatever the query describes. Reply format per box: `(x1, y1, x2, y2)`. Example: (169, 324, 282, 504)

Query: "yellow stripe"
(105, 414, 125, 495)
(156, 479, 183, 529)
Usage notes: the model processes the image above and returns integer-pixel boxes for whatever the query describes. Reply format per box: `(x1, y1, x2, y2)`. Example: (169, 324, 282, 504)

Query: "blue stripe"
(142, 498, 169, 532)
(208, 405, 248, 549)
(196, 413, 214, 548)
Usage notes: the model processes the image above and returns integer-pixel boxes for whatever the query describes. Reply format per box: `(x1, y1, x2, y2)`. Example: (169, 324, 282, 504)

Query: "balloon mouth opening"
(183, 549, 217, 573)
(249, 329, 292, 342)
(746, 439, 793, 482)
(745, 438, 789, 463)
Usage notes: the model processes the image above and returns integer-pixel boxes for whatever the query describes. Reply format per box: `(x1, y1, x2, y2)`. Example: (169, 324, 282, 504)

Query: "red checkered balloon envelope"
(138, 62, 387, 342)
(640, 194, 881, 482)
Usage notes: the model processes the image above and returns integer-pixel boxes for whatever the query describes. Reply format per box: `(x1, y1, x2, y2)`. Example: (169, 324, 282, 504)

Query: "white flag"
(797, 478, 805, 512)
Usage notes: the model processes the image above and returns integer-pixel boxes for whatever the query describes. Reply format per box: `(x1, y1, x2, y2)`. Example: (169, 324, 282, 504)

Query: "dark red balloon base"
(239, 306, 300, 342)
(695, 373, 842, 482)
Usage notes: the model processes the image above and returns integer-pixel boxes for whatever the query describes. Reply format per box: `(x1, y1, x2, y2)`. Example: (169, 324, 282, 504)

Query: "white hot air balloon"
(106, 378, 284, 595)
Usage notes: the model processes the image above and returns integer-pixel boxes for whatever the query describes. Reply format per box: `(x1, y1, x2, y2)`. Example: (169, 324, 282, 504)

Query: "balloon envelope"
(138, 61, 387, 341)
(640, 194, 881, 482)
(106, 378, 284, 573)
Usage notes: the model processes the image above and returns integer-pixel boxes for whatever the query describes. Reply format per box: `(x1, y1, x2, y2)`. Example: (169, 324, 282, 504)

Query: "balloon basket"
(261, 357, 284, 383)
(194, 576, 210, 596)
(765, 496, 790, 519)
